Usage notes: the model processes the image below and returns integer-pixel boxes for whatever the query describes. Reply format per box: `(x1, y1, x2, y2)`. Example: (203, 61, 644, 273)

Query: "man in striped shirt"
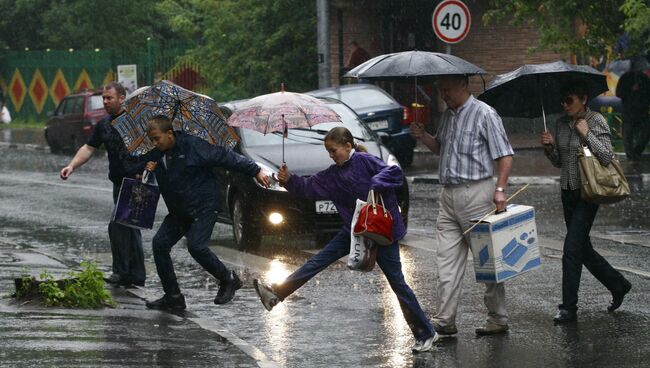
(411, 74, 514, 336)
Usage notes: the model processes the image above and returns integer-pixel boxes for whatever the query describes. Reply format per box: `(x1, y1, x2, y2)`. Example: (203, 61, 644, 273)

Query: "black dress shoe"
(118, 277, 145, 288)
(214, 271, 242, 305)
(432, 321, 458, 335)
(106, 274, 121, 285)
(553, 309, 577, 323)
(608, 280, 632, 312)
(146, 293, 186, 311)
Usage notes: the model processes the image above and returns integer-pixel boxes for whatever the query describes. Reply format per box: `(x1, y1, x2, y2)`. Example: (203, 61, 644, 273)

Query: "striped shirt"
(435, 95, 514, 185)
(545, 109, 614, 190)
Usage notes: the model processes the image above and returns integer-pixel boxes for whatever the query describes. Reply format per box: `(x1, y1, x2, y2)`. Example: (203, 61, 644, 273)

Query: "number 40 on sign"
(432, 0, 471, 44)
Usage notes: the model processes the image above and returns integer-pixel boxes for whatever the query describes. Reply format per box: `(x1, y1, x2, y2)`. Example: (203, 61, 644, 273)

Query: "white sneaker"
(253, 279, 279, 311)
(412, 333, 440, 353)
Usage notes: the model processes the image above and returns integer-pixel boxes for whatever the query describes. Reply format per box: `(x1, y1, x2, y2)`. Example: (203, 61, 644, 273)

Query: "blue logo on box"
(479, 245, 489, 266)
(501, 238, 527, 267)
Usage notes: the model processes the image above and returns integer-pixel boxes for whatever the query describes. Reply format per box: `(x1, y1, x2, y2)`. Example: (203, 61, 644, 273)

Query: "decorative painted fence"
(0, 41, 204, 121)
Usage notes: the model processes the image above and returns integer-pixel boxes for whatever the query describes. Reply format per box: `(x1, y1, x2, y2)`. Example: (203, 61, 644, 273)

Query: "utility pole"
(317, 0, 331, 88)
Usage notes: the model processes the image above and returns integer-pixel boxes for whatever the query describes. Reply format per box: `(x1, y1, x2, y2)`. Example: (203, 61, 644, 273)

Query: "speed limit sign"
(432, 0, 471, 44)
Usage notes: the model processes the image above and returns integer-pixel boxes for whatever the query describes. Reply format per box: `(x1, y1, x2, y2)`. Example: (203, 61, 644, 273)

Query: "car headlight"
(256, 162, 287, 192)
(386, 153, 401, 168)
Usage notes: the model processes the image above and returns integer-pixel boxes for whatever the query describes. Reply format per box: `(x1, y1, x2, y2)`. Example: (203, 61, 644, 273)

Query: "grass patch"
(1, 119, 46, 129)
(14, 261, 116, 308)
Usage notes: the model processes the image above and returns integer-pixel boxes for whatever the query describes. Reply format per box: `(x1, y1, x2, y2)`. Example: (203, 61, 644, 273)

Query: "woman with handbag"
(540, 79, 632, 323)
(253, 127, 439, 353)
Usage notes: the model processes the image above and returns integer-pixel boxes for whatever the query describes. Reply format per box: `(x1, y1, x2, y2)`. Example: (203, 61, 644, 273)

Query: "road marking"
(0, 141, 47, 151)
(591, 232, 650, 249)
(544, 254, 649, 279)
(191, 318, 281, 368)
(0, 173, 112, 193)
(404, 228, 621, 256)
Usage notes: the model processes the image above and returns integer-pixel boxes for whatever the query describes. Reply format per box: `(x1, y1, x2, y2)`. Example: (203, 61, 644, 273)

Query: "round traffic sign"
(432, 0, 471, 44)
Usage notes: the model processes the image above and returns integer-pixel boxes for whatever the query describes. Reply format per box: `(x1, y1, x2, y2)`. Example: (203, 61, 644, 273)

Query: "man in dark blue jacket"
(144, 115, 270, 311)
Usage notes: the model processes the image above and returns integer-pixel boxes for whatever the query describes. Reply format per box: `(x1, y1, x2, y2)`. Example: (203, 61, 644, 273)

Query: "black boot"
(608, 279, 632, 312)
(553, 309, 577, 323)
(146, 293, 186, 311)
(214, 270, 242, 305)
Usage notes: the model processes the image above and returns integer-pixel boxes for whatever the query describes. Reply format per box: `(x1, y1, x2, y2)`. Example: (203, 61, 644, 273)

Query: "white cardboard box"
(469, 204, 541, 283)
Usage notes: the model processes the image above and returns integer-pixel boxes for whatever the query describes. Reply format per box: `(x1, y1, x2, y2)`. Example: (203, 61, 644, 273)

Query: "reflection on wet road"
(1, 145, 649, 367)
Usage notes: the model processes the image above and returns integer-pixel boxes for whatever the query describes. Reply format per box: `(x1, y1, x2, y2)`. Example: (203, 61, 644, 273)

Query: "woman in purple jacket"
(253, 127, 438, 353)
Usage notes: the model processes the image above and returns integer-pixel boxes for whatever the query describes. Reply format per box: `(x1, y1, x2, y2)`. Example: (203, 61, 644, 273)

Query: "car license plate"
(367, 120, 388, 130)
(315, 200, 338, 214)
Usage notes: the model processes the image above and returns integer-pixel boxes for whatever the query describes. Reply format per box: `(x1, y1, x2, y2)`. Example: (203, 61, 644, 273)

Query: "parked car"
(44, 90, 107, 153)
(218, 97, 409, 248)
(307, 83, 417, 166)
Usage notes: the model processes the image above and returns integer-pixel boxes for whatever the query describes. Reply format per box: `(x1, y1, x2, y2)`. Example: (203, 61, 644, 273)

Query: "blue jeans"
(560, 189, 628, 311)
(152, 211, 230, 295)
(110, 182, 145, 285)
(274, 231, 435, 341)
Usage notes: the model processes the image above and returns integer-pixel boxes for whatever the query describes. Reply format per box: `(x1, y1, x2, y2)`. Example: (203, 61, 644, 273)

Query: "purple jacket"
(285, 151, 406, 240)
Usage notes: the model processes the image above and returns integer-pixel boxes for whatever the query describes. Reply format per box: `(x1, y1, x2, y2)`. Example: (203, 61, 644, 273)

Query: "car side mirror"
(377, 132, 391, 145)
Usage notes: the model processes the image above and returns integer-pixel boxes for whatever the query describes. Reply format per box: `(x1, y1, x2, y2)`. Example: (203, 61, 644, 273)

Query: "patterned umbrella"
(226, 86, 342, 162)
(112, 80, 239, 156)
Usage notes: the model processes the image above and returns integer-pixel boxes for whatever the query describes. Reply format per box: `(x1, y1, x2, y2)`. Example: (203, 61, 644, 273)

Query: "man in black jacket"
(60, 82, 147, 287)
(144, 115, 270, 311)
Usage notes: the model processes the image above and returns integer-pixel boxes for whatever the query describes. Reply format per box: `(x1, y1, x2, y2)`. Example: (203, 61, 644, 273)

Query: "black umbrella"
(344, 50, 485, 79)
(478, 61, 608, 131)
(344, 50, 485, 120)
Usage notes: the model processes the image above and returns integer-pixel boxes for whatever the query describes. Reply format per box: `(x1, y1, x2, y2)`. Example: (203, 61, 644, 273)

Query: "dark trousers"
(110, 182, 145, 285)
(152, 211, 230, 295)
(623, 114, 650, 160)
(274, 231, 435, 341)
(560, 189, 628, 311)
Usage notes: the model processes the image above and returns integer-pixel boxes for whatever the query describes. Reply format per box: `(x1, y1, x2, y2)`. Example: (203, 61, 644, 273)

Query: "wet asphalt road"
(0, 142, 649, 367)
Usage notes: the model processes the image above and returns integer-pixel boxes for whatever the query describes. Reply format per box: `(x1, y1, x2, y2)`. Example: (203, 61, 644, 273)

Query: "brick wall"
(328, 1, 569, 93)
(448, 1, 568, 95)
(327, 1, 572, 136)
(329, 5, 383, 86)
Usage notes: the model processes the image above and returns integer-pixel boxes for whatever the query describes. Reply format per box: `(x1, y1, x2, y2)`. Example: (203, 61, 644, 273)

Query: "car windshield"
(88, 95, 104, 111)
(239, 101, 375, 147)
(318, 88, 396, 110)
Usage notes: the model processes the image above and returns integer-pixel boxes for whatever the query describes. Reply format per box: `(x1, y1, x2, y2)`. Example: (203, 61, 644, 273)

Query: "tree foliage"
(621, 0, 650, 53)
(484, 0, 648, 58)
(158, 0, 317, 100)
(0, 0, 321, 100)
(0, 0, 175, 54)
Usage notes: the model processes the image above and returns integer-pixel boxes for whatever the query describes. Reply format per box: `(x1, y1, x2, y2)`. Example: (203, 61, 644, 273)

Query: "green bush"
(34, 261, 116, 308)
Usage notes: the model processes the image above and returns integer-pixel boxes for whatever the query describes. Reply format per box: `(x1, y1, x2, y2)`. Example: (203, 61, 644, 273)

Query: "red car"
(44, 90, 108, 153)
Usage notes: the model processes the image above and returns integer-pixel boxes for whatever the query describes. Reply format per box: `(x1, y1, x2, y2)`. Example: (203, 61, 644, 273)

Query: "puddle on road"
(0, 217, 109, 267)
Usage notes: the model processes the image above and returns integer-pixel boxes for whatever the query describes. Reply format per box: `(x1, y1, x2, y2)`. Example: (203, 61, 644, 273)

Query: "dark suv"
(44, 90, 107, 153)
(307, 83, 417, 166)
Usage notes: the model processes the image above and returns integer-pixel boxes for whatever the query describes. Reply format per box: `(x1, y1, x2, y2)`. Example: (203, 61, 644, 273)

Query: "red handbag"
(353, 190, 394, 246)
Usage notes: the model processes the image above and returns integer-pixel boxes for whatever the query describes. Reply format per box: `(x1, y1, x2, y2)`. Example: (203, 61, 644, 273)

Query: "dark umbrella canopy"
(344, 50, 485, 80)
(478, 61, 608, 120)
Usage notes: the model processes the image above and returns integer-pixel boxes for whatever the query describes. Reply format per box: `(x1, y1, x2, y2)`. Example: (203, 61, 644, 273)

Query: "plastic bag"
(1, 105, 11, 124)
(348, 198, 377, 272)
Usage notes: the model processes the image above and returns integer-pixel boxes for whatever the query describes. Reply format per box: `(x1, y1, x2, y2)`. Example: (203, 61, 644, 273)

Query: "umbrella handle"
(282, 114, 286, 163)
(541, 101, 547, 132)
(142, 170, 151, 184)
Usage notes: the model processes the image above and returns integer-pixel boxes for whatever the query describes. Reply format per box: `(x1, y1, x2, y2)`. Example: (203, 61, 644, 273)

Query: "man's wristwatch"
(495, 187, 506, 193)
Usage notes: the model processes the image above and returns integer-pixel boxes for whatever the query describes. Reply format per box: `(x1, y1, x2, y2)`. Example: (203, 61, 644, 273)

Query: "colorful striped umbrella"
(112, 80, 239, 156)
